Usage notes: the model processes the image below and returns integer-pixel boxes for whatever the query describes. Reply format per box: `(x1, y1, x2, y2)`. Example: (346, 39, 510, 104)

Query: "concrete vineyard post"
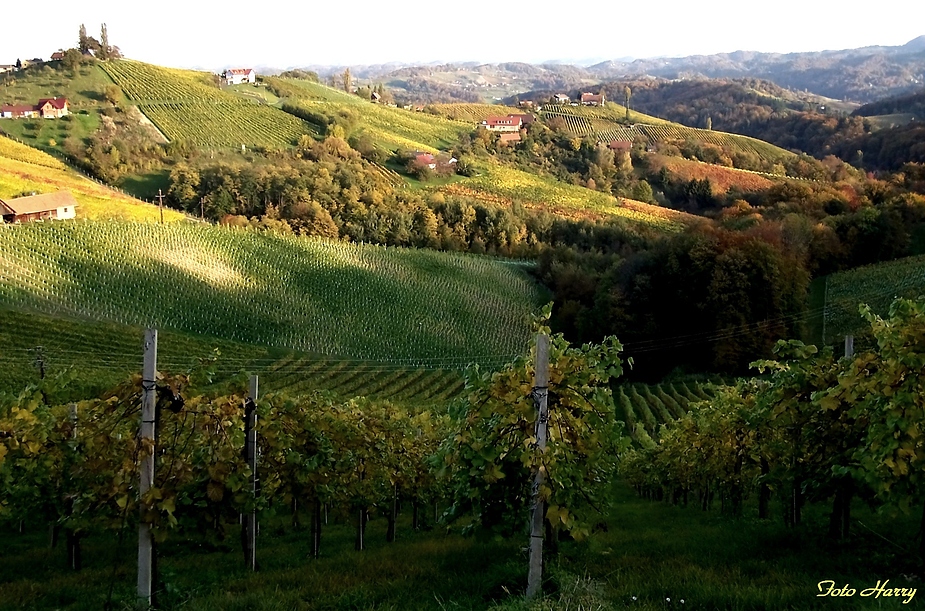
(138, 329, 157, 608)
(526, 333, 549, 600)
(243, 375, 258, 571)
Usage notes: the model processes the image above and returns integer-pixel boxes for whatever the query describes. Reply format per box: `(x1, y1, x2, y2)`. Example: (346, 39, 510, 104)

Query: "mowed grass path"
(0, 222, 543, 360)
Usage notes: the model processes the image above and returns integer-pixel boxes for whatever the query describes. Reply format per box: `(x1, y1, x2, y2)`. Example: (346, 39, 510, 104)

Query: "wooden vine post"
(526, 333, 550, 600)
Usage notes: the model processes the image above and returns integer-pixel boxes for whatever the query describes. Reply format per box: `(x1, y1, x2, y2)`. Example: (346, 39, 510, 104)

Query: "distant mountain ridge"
(584, 38, 925, 103)
(279, 37, 925, 104)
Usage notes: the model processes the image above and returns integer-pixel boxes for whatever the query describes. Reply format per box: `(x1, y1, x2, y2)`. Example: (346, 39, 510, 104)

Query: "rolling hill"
(100, 60, 314, 148)
(0, 135, 184, 221)
(0, 221, 544, 362)
(539, 101, 798, 169)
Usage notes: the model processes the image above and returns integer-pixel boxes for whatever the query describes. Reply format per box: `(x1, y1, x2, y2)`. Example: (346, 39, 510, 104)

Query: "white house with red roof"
(37, 97, 68, 118)
(223, 68, 256, 85)
(1, 97, 67, 119)
(480, 115, 522, 132)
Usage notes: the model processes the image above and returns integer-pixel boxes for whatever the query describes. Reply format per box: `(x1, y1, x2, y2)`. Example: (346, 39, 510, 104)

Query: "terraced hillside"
(270, 78, 472, 151)
(0, 135, 184, 222)
(541, 102, 797, 166)
(0, 221, 543, 361)
(441, 159, 699, 231)
(101, 60, 313, 147)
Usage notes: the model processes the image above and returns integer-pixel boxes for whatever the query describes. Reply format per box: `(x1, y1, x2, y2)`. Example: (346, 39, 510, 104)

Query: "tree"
(98, 23, 109, 60)
(706, 116, 713, 131)
(15, 58, 21, 70)
(78, 24, 89, 53)
(103, 84, 122, 106)
(62, 49, 83, 71)
(623, 86, 632, 122)
(341, 68, 351, 93)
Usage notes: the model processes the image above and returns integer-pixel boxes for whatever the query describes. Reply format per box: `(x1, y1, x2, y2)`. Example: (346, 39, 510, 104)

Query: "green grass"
(0, 63, 111, 113)
(117, 169, 171, 202)
(225, 83, 281, 105)
(0, 63, 110, 156)
(0, 221, 543, 361)
(1, 484, 918, 610)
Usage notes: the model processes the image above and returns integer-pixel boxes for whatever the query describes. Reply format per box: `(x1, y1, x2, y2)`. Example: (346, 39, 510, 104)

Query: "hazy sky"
(2, 0, 923, 70)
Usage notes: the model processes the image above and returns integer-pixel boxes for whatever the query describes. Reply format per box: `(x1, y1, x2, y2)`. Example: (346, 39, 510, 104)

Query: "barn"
(0, 191, 78, 223)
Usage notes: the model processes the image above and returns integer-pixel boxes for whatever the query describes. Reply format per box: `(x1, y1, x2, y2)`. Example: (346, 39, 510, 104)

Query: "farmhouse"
(553, 94, 570, 104)
(480, 115, 522, 132)
(37, 97, 68, 118)
(223, 68, 256, 85)
(581, 92, 605, 106)
(0, 191, 78, 223)
(0, 65, 14, 74)
(497, 132, 521, 144)
(1, 97, 68, 119)
(50, 51, 65, 61)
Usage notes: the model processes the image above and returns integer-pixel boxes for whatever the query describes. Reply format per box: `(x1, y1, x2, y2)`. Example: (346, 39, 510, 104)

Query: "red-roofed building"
(223, 68, 256, 85)
(507, 113, 535, 127)
(498, 132, 521, 144)
(1, 104, 38, 119)
(607, 140, 632, 152)
(37, 97, 68, 118)
(50, 51, 66, 61)
(1, 98, 68, 119)
(581, 92, 605, 106)
(414, 152, 437, 169)
(0, 191, 78, 223)
(481, 115, 522, 132)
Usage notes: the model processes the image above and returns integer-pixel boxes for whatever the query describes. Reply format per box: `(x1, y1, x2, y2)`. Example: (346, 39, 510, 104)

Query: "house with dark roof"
(37, 98, 68, 118)
(0, 191, 78, 223)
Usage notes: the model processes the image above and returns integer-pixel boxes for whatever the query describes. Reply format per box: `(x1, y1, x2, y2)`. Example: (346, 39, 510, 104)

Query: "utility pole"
(845, 334, 854, 358)
(155, 190, 165, 225)
(138, 329, 157, 609)
(243, 375, 258, 571)
(200, 197, 205, 221)
(526, 334, 550, 600)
